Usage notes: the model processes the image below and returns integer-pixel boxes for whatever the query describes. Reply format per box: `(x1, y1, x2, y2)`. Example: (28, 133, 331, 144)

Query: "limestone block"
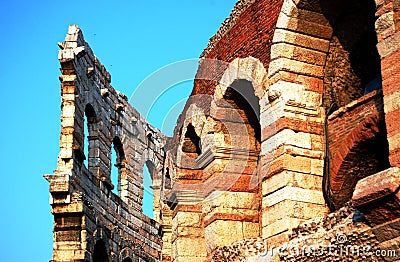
(268, 57, 324, 79)
(375, 11, 396, 40)
(262, 186, 325, 207)
(262, 171, 323, 196)
(271, 43, 326, 66)
(263, 153, 313, 177)
(377, 31, 400, 58)
(262, 217, 304, 238)
(243, 222, 260, 239)
(260, 100, 284, 128)
(388, 132, 400, 152)
(262, 200, 327, 226)
(352, 167, 400, 206)
(173, 237, 207, 258)
(280, 0, 329, 26)
(265, 80, 321, 111)
(272, 29, 330, 52)
(276, 11, 332, 39)
(205, 220, 258, 252)
(261, 129, 312, 154)
(176, 227, 204, 238)
(203, 191, 259, 211)
(383, 89, 400, 114)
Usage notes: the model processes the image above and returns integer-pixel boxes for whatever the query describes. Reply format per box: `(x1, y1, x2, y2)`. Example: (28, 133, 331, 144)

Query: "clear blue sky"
(0, 0, 237, 261)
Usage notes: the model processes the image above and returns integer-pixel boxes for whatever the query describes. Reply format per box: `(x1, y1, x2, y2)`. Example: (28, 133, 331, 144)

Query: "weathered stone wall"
(45, 25, 166, 262)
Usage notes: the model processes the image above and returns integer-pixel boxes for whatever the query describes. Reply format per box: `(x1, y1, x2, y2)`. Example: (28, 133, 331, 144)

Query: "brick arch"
(329, 112, 390, 208)
(142, 148, 163, 178)
(176, 104, 208, 169)
(92, 227, 110, 261)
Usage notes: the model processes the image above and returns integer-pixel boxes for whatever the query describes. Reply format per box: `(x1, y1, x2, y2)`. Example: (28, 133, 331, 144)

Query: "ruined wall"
(45, 25, 165, 262)
(45, 0, 400, 260)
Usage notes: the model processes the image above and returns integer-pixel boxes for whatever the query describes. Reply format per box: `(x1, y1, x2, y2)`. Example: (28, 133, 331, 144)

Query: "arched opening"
(182, 123, 201, 158)
(83, 104, 98, 171)
(143, 161, 155, 218)
(109, 137, 125, 194)
(332, 132, 390, 208)
(224, 79, 261, 150)
(320, 0, 381, 111)
(93, 240, 108, 262)
(328, 111, 390, 209)
(165, 167, 172, 189)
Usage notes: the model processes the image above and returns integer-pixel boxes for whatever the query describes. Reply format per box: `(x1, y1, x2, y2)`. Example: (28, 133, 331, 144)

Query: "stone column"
(260, 1, 331, 245)
(169, 191, 207, 262)
(375, 0, 400, 167)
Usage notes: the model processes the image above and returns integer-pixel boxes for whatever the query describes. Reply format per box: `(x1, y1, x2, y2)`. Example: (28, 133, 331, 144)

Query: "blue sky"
(0, 0, 236, 260)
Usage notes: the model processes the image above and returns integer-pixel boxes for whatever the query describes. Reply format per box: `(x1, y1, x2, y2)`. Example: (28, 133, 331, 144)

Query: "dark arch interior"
(224, 80, 261, 147)
(109, 137, 126, 192)
(85, 104, 97, 123)
(81, 103, 98, 168)
(182, 123, 202, 157)
(165, 167, 172, 189)
(112, 137, 125, 165)
(320, 0, 382, 111)
(93, 240, 108, 262)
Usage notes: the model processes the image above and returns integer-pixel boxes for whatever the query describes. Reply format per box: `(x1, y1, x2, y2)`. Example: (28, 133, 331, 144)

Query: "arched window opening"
(224, 80, 261, 150)
(93, 240, 108, 262)
(165, 167, 172, 189)
(110, 137, 125, 195)
(182, 123, 201, 158)
(147, 133, 153, 143)
(83, 104, 98, 171)
(143, 161, 155, 218)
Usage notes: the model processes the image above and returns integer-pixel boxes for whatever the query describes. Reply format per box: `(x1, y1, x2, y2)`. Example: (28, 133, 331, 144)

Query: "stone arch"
(106, 136, 126, 192)
(92, 228, 110, 262)
(84, 103, 100, 173)
(182, 123, 202, 158)
(141, 147, 164, 220)
(176, 104, 208, 169)
(271, 0, 381, 110)
(215, 79, 262, 190)
(216, 57, 267, 99)
(119, 247, 134, 262)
